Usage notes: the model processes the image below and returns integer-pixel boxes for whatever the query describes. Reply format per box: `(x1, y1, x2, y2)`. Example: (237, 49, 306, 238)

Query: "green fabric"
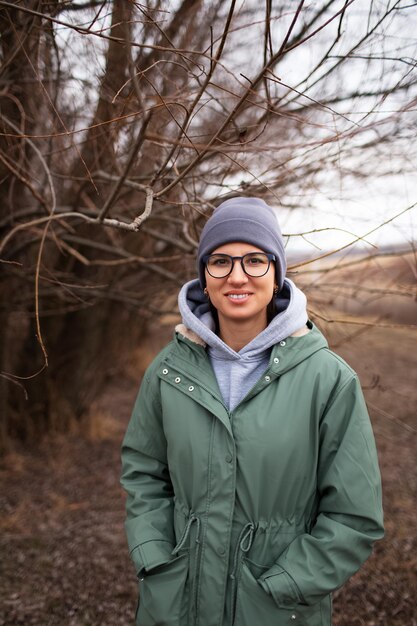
(121, 323, 384, 626)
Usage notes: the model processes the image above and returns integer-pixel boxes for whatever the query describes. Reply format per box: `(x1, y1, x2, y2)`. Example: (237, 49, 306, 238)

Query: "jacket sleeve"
(120, 370, 175, 577)
(258, 373, 384, 607)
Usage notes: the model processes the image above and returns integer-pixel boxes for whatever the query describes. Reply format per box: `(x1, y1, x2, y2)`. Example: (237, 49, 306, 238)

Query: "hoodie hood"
(177, 278, 309, 410)
(177, 278, 308, 361)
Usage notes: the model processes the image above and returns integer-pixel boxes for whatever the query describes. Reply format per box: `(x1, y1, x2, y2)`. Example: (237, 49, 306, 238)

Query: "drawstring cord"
(172, 513, 201, 625)
(172, 513, 201, 555)
(229, 522, 255, 626)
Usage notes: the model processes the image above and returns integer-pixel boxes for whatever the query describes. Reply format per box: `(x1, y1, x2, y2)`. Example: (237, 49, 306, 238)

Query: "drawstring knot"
(239, 523, 255, 553)
(230, 522, 255, 579)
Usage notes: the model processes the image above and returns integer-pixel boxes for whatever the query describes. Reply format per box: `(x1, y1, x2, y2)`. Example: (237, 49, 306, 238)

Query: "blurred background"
(0, 1, 416, 624)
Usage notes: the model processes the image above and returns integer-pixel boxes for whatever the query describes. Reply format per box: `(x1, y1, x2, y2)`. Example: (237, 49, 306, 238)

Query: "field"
(0, 254, 416, 625)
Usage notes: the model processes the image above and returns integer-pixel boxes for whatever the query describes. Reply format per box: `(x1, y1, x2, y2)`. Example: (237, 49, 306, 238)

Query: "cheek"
(261, 275, 275, 299)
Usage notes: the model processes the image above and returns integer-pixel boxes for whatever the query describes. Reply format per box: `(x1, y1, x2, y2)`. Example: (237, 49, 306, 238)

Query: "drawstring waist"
(172, 515, 257, 626)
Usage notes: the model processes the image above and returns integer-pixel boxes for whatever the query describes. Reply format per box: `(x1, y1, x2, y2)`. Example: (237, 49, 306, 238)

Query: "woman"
(120, 197, 384, 626)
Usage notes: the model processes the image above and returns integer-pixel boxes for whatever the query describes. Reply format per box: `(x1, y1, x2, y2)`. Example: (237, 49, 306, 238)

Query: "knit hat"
(197, 197, 287, 290)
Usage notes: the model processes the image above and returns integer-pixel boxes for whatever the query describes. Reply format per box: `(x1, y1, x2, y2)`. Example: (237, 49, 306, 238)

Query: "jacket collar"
(174, 321, 328, 378)
(175, 323, 206, 347)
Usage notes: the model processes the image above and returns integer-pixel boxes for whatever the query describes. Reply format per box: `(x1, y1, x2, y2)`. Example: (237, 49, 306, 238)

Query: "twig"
(297, 248, 416, 275)
(0, 189, 154, 256)
(0, 373, 29, 399)
(366, 400, 417, 434)
(310, 307, 417, 330)
(1, 115, 56, 211)
(289, 203, 417, 270)
(98, 112, 153, 221)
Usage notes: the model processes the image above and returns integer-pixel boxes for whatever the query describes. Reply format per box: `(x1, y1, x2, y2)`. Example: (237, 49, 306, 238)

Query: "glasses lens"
(206, 254, 233, 277)
(242, 253, 270, 276)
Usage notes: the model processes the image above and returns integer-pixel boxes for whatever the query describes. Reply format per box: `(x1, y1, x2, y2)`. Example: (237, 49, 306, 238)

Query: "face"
(204, 242, 276, 328)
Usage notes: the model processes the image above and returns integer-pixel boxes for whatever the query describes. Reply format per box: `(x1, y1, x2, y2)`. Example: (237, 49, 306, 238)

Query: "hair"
(267, 297, 277, 324)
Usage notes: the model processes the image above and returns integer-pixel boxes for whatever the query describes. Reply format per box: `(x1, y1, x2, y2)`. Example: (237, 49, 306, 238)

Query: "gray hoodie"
(178, 278, 308, 410)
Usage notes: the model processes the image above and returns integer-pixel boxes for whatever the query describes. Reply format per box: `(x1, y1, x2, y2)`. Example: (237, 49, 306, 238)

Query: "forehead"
(211, 242, 266, 255)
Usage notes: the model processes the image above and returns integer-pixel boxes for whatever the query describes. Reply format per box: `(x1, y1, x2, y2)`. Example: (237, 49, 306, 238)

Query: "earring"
(204, 287, 209, 299)
(273, 285, 279, 296)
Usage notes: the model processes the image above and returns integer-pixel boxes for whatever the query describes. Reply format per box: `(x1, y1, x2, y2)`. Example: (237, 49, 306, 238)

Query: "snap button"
(175, 377, 181, 383)
(162, 368, 168, 375)
(280, 340, 286, 347)
(290, 615, 296, 620)
(264, 375, 271, 382)
(188, 385, 194, 392)
(217, 547, 226, 556)
(225, 454, 232, 463)
(273, 357, 279, 364)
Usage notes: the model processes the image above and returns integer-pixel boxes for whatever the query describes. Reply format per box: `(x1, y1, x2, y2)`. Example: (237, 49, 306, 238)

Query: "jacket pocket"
(233, 561, 324, 626)
(136, 552, 189, 626)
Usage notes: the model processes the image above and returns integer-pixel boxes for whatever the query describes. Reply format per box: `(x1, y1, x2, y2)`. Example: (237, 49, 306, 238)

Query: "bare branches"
(1, 114, 56, 213)
(1, 0, 416, 446)
(289, 203, 417, 271)
(0, 189, 155, 256)
(0, 1, 213, 58)
(152, 0, 238, 182)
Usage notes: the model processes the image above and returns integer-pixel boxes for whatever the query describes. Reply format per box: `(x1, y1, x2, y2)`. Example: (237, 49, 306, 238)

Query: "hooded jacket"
(120, 321, 384, 626)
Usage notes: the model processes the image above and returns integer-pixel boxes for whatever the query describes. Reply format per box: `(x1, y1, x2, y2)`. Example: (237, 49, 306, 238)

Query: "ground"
(0, 376, 137, 626)
(1, 257, 416, 625)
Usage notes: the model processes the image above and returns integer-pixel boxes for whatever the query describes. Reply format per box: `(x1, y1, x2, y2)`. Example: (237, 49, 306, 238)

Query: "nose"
(227, 259, 248, 284)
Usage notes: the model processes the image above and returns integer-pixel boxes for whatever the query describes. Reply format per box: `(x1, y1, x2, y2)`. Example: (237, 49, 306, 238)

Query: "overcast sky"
(59, 1, 417, 255)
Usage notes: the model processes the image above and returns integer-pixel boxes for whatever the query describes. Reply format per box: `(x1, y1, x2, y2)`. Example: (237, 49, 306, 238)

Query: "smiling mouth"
(225, 293, 251, 300)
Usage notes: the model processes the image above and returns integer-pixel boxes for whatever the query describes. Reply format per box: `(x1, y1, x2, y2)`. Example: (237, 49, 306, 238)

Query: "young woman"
(120, 197, 384, 626)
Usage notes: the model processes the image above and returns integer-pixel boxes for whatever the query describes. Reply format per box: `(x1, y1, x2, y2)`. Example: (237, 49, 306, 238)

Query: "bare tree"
(0, 0, 416, 450)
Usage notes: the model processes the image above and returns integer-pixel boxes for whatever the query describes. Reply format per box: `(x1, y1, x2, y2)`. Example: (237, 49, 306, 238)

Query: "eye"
(208, 255, 229, 266)
(246, 254, 267, 265)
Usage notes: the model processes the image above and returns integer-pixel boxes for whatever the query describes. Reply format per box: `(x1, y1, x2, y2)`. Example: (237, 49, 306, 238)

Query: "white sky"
(278, 170, 416, 254)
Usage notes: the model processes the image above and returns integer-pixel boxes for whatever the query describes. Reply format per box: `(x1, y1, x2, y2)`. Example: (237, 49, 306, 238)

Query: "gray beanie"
(197, 196, 287, 290)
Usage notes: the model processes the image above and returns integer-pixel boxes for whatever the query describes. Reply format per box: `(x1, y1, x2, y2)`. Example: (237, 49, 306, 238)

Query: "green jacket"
(120, 323, 384, 626)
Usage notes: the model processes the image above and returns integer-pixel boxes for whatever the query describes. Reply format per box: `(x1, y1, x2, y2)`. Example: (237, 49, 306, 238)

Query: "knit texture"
(197, 197, 287, 290)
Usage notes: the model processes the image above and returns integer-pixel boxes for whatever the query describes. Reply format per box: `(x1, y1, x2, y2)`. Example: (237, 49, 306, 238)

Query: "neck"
(218, 313, 268, 352)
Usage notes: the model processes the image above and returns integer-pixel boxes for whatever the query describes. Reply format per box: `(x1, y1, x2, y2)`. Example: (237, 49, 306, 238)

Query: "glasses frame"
(202, 252, 276, 279)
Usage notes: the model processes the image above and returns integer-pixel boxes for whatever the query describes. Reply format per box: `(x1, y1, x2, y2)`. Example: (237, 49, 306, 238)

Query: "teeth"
(228, 294, 248, 299)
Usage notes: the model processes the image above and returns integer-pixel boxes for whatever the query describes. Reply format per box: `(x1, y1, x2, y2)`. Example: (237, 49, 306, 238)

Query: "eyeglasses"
(203, 252, 275, 279)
